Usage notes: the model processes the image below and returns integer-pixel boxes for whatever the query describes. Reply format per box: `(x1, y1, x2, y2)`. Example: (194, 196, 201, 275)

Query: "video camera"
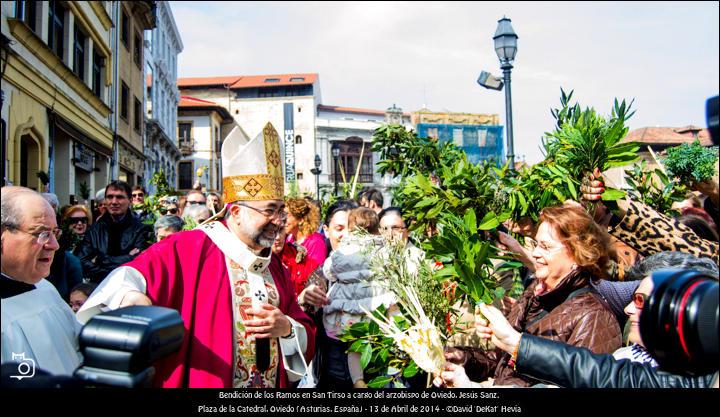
(2, 306, 184, 388)
(640, 268, 719, 376)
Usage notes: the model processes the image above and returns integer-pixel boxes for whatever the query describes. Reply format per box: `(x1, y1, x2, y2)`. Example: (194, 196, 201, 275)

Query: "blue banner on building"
(283, 103, 295, 183)
(416, 124, 504, 165)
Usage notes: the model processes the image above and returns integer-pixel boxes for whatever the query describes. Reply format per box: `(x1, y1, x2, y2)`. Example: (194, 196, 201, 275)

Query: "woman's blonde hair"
(539, 205, 614, 280)
(61, 204, 93, 226)
(286, 198, 320, 238)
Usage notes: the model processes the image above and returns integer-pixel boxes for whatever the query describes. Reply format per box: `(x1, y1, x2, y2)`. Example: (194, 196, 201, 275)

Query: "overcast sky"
(170, 1, 719, 164)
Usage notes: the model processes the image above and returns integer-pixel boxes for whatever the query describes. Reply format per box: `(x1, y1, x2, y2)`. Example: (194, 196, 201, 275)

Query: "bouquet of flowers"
(338, 237, 452, 388)
(360, 284, 446, 378)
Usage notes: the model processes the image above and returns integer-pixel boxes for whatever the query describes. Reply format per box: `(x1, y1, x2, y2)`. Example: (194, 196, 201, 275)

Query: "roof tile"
(178, 73, 317, 88)
(624, 126, 713, 146)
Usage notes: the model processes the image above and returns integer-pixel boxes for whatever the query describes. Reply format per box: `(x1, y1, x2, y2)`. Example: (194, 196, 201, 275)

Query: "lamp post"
(310, 154, 322, 199)
(493, 16, 518, 170)
(331, 143, 340, 196)
(196, 165, 208, 192)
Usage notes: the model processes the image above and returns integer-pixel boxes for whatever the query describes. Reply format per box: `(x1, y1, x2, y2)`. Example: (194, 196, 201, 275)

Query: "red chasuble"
(123, 224, 315, 388)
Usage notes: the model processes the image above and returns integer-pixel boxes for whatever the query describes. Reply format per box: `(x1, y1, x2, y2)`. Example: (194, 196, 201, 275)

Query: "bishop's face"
(230, 200, 286, 251)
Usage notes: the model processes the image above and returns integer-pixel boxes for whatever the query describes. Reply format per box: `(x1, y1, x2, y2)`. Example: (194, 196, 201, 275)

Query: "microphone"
(256, 338, 270, 372)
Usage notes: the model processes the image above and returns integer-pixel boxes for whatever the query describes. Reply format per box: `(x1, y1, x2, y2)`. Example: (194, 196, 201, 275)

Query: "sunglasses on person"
(160, 208, 178, 215)
(631, 292, 647, 309)
(186, 201, 205, 206)
(131, 193, 145, 198)
(68, 217, 88, 225)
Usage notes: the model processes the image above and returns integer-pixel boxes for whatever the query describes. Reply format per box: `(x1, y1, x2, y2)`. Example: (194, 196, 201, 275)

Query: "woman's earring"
(571, 263, 578, 271)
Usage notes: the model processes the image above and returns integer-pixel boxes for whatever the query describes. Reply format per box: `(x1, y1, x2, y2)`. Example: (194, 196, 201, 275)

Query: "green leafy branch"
(663, 139, 719, 185)
(624, 160, 687, 216)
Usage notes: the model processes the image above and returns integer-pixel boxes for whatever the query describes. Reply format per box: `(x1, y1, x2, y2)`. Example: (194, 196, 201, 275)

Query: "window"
(295, 135, 302, 144)
(133, 32, 142, 67)
(145, 62, 153, 117)
(453, 128, 463, 147)
(47, 1, 66, 59)
(178, 122, 192, 142)
(15, 1, 37, 33)
(264, 78, 280, 83)
(92, 51, 104, 97)
(146, 30, 152, 52)
(477, 129, 488, 147)
(121, 10, 129, 48)
(178, 161, 193, 190)
(134, 97, 141, 133)
(289, 77, 305, 82)
(427, 127, 439, 139)
(73, 25, 86, 81)
(486, 133, 496, 148)
(296, 173, 304, 181)
(331, 140, 373, 184)
(120, 82, 129, 120)
(258, 87, 280, 98)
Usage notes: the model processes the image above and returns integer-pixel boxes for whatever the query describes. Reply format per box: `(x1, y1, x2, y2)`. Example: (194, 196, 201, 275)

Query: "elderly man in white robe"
(1, 186, 82, 377)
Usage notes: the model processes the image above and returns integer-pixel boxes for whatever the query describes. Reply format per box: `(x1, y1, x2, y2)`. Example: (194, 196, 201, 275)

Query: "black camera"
(640, 268, 719, 376)
(707, 95, 718, 146)
(2, 306, 184, 388)
(74, 305, 184, 387)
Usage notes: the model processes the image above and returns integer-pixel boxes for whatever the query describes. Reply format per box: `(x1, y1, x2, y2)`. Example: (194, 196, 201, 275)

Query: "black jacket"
(74, 212, 152, 283)
(516, 334, 716, 388)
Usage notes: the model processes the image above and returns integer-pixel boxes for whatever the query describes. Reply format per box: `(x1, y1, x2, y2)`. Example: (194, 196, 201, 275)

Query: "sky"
(170, 1, 719, 164)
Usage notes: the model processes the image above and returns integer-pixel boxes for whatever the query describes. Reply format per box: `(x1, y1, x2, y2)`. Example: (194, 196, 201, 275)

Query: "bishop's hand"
(243, 303, 292, 339)
(119, 290, 152, 307)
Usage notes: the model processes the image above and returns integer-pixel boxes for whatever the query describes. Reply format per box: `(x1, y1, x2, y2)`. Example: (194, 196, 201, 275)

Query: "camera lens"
(640, 268, 719, 375)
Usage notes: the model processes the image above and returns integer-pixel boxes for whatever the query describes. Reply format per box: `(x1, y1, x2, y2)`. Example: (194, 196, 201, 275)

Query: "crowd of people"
(1, 123, 718, 389)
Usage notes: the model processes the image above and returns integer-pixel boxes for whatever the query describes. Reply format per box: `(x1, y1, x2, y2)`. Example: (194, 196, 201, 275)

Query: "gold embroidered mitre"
(222, 123, 285, 202)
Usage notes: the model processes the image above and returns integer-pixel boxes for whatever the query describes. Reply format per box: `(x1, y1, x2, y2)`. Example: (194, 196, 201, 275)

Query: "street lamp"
(331, 143, 340, 196)
(493, 16, 518, 170)
(310, 154, 322, 199)
(196, 165, 208, 192)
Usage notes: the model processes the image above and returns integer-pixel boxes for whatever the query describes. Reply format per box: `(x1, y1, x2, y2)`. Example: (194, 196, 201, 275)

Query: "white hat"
(221, 122, 284, 203)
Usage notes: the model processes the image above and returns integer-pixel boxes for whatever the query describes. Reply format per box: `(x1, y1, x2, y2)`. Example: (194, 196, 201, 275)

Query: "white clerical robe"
(1, 279, 83, 376)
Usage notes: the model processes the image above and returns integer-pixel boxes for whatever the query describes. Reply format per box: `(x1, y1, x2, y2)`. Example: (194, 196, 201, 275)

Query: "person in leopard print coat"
(582, 168, 718, 265)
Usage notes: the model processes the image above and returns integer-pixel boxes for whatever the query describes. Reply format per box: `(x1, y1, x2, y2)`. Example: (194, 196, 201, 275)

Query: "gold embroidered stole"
(198, 221, 283, 388)
(227, 260, 281, 388)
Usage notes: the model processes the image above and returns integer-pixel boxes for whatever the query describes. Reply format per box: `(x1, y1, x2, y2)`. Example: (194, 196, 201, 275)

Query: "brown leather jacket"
(461, 269, 622, 387)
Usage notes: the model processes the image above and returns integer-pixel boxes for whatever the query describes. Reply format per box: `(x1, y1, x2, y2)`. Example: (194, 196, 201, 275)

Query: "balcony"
(178, 137, 194, 155)
(330, 172, 374, 184)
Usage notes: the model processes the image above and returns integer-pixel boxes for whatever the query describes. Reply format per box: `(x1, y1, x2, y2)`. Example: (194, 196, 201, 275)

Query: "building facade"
(143, 0, 181, 194)
(177, 73, 322, 195)
(176, 96, 238, 193)
(412, 109, 503, 165)
(2, 1, 114, 205)
(111, 1, 155, 187)
(315, 104, 412, 203)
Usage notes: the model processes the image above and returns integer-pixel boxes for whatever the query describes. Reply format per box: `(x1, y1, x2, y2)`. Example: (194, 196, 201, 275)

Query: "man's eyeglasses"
(14, 228, 62, 245)
(381, 226, 407, 232)
(236, 203, 287, 221)
(631, 292, 647, 310)
(160, 208, 178, 215)
(68, 217, 88, 225)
